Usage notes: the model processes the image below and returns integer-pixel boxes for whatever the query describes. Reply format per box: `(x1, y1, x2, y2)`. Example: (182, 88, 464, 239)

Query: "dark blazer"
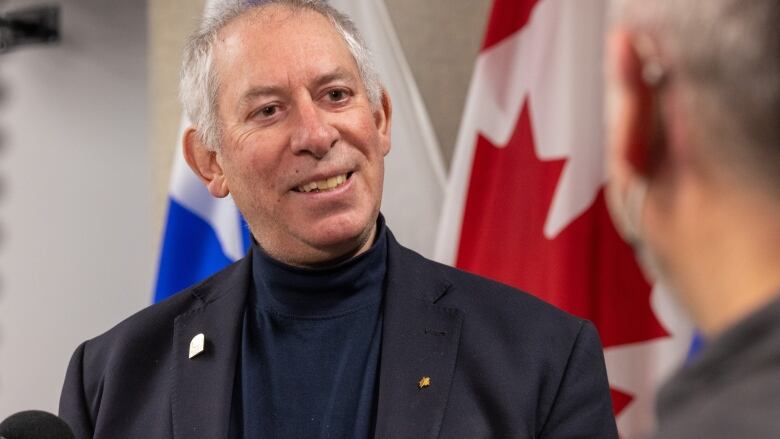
(59, 233, 617, 438)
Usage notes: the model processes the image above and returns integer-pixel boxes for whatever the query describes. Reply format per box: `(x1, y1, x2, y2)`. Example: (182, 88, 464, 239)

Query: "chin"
(313, 222, 371, 248)
(304, 212, 376, 251)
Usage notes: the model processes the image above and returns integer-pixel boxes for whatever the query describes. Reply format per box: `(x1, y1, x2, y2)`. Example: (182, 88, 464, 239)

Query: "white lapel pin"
(188, 333, 205, 359)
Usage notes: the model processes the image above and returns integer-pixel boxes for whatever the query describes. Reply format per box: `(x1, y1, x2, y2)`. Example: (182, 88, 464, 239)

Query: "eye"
(326, 88, 350, 102)
(248, 104, 280, 121)
(259, 105, 278, 117)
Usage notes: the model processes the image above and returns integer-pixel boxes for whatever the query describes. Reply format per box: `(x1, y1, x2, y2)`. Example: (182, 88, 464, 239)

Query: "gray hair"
(180, 0, 382, 151)
(610, 0, 780, 193)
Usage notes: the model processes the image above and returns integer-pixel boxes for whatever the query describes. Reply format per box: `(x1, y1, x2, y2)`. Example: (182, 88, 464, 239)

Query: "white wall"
(0, 0, 153, 415)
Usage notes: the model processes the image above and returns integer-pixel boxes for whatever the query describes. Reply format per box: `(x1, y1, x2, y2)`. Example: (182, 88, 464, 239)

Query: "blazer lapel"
(171, 256, 251, 439)
(374, 235, 464, 439)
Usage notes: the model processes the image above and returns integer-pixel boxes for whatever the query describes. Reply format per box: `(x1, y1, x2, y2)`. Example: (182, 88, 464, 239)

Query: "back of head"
(611, 0, 780, 196)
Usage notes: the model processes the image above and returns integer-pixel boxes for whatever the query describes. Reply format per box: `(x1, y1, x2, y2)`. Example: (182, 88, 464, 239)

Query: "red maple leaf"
(611, 389, 634, 418)
(482, 0, 538, 50)
(456, 102, 668, 413)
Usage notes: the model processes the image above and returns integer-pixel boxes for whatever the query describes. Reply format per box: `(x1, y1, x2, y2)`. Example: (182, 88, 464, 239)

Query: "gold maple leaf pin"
(418, 376, 431, 389)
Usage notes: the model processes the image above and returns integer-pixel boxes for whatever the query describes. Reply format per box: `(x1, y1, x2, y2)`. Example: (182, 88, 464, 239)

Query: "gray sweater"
(655, 294, 780, 438)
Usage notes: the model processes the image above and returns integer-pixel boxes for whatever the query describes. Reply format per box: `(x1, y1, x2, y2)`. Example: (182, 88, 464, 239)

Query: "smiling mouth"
(295, 172, 353, 193)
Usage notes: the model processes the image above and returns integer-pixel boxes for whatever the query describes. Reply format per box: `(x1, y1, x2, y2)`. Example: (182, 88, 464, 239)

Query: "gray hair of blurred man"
(610, 0, 780, 195)
(179, 0, 383, 151)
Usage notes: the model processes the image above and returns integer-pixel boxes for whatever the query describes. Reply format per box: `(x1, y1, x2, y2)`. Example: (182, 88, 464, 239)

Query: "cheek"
(223, 154, 275, 203)
(232, 139, 280, 183)
(348, 113, 382, 149)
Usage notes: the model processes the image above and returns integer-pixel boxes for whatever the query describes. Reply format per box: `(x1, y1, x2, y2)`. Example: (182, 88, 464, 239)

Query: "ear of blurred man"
(604, 29, 674, 254)
(606, 30, 668, 189)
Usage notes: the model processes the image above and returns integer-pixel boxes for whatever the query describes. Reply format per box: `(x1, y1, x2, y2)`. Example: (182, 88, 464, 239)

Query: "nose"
(290, 98, 339, 158)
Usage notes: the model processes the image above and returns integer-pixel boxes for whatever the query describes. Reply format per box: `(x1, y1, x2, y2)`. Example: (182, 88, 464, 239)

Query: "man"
(59, 1, 617, 438)
(604, 0, 780, 437)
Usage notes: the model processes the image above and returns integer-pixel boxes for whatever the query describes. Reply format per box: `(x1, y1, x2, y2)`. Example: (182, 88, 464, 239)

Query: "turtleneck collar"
(250, 216, 388, 318)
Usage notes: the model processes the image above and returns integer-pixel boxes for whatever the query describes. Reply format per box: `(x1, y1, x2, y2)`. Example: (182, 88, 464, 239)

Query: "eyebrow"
(238, 85, 284, 110)
(310, 67, 357, 91)
(237, 67, 357, 109)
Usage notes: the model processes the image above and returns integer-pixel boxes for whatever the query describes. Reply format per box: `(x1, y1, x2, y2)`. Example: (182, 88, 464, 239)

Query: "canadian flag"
(435, 0, 694, 436)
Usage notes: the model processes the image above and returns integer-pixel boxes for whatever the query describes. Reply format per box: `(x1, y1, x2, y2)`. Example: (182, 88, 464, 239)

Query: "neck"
(648, 176, 780, 338)
(258, 222, 378, 269)
(250, 222, 388, 316)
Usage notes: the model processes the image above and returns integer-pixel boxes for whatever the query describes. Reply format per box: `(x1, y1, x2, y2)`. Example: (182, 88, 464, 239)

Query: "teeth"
(297, 173, 348, 193)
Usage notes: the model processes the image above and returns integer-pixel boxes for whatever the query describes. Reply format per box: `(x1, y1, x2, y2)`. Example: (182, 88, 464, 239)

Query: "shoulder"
(656, 378, 780, 439)
(77, 257, 248, 370)
(60, 257, 250, 434)
(388, 241, 615, 436)
(390, 240, 599, 371)
(394, 241, 586, 336)
(656, 314, 780, 438)
(439, 258, 591, 351)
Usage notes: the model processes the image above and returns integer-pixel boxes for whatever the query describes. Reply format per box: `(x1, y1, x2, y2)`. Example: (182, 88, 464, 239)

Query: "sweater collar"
(250, 216, 388, 318)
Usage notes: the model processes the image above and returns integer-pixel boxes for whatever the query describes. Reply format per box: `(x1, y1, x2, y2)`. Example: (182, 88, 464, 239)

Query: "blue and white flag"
(154, 121, 252, 302)
(153, 0, 445, 303)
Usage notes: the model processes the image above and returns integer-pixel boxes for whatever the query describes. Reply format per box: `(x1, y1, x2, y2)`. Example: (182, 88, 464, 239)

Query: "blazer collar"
(374, 232, 464, 439)
(171, 253, 252, 439)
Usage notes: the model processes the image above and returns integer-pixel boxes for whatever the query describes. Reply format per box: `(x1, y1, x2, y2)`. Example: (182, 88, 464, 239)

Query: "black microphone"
(0, 410, 74, 439)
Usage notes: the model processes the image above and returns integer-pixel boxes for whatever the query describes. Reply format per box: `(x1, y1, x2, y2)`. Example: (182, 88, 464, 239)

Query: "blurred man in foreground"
(605, 0, 780, 437)
(58, 1, 617, 438)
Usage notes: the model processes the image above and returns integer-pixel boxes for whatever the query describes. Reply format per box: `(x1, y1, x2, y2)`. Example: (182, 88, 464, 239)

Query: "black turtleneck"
(229, 220, 387, 439)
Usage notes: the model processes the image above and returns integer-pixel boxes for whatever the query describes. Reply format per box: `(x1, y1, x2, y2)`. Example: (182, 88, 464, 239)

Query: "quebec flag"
(154, 122, 252, 302)
(154, 0, 445, 303)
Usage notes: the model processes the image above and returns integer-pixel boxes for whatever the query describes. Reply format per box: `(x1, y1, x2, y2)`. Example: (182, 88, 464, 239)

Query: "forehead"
(213, 5, 359, 90)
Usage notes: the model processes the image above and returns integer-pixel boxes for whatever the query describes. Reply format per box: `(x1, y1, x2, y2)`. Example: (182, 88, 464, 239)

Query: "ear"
(374, 89, 392, 156)
(606, 30, 666, 179)
(182, 127, 230, 198)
